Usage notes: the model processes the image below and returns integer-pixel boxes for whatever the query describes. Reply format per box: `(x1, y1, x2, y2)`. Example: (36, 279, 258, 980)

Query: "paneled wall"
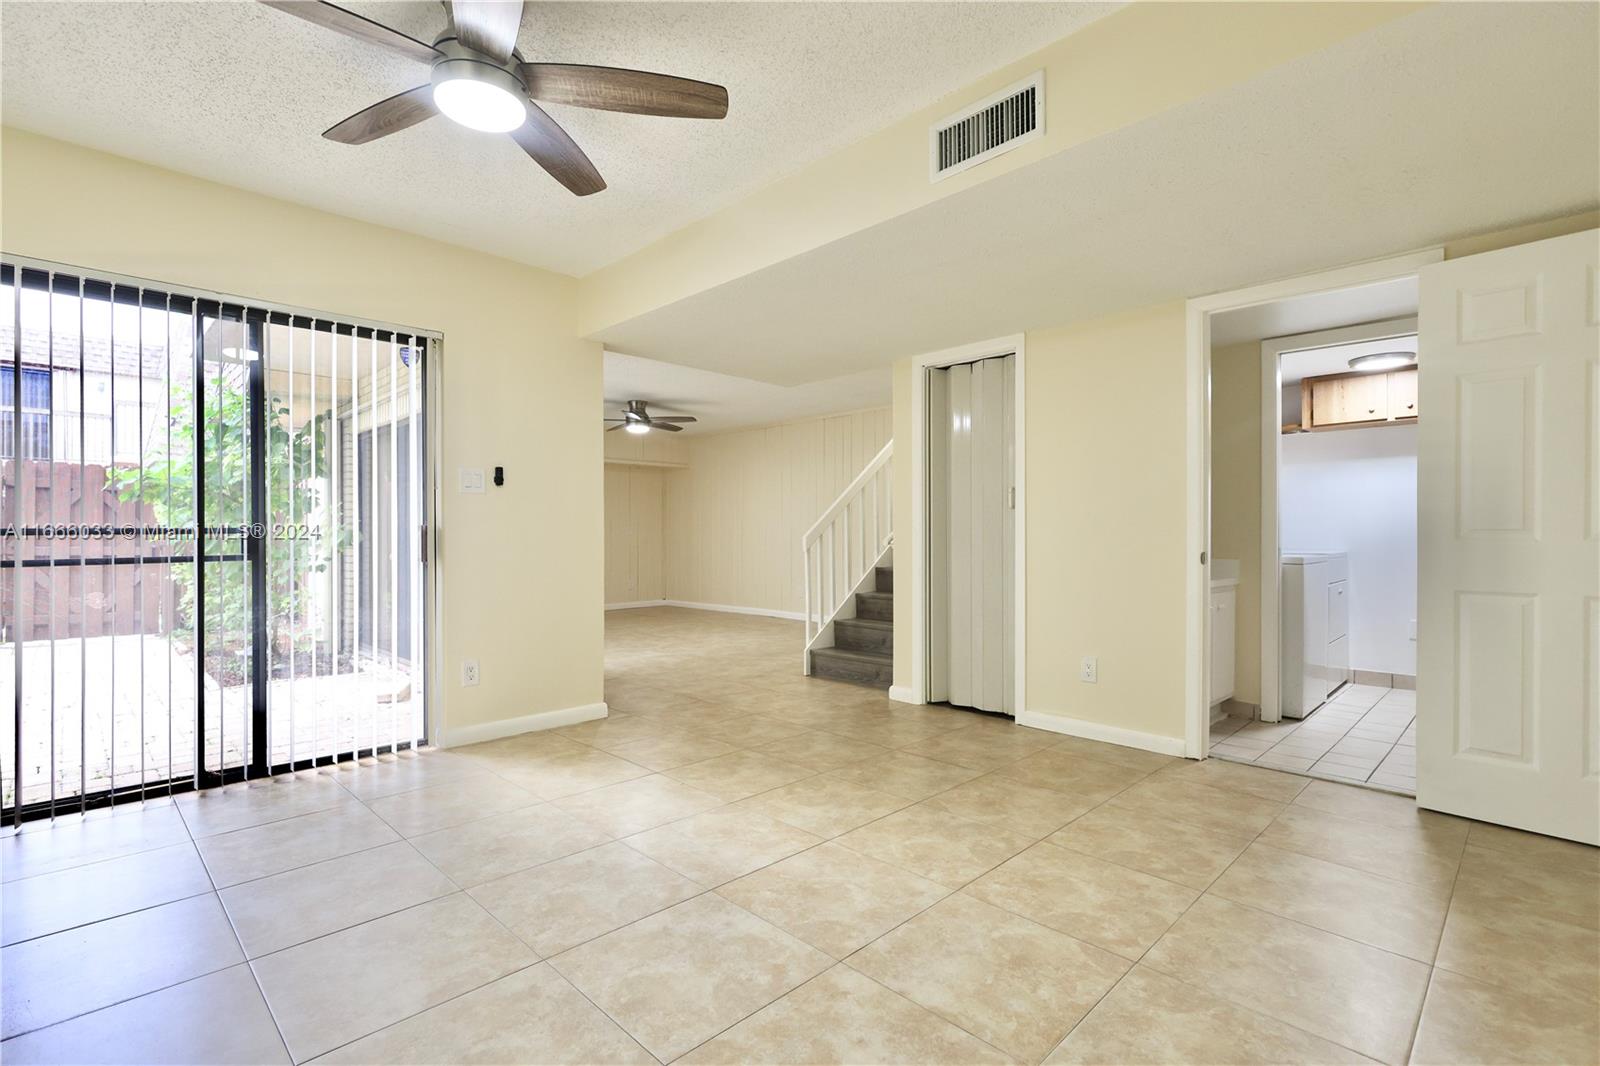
(604, 463, 666, 605)
(661, 407, 891, 616)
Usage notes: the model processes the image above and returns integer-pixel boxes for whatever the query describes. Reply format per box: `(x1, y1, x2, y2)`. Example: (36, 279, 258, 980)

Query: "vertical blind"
(1, 259, 434, 823)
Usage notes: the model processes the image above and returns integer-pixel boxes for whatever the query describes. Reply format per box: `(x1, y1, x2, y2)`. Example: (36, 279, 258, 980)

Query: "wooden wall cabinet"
(1295, 367, 1418, 432)
(1386, 367, 1418, 420)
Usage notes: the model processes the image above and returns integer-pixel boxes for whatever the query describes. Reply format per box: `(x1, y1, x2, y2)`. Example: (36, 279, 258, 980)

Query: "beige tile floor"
(1212, 684, 1418, 793)
(0, 606, 1595, 1065)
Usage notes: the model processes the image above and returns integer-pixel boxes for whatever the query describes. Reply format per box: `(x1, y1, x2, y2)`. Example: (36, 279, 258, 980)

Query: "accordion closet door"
(927, 353, 1014, 715)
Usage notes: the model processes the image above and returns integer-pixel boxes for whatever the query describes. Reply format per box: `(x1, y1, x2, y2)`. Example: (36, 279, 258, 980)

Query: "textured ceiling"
(0, 1, 1115, 277)
(603, 349, 889, 435)
(595, 2, 1600, 385)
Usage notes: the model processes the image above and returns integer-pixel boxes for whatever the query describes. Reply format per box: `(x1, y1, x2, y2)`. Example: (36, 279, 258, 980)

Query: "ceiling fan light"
(432, 70, 526, 133)
(624, 421, 651, 435)
(1348, 351, 1416, 372)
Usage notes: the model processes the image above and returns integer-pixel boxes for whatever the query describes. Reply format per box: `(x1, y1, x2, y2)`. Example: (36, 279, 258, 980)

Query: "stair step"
(875, 566, 894, 593)
(856, 590, 893, 621)
(811, 646, 893, 688)
(835, 617, 892, 654)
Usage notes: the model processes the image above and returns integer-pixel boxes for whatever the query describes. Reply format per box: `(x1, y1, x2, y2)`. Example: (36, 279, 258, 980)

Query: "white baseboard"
(661, 600, 806, 622)
(888, 685, 923, 705)
(438, 701, 608, 748)
(605, 600, 668, 611)
(1015, 709, 1188, 757)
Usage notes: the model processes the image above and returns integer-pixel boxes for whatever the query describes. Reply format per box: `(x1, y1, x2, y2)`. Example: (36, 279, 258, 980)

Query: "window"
(0, 364, 51, 458)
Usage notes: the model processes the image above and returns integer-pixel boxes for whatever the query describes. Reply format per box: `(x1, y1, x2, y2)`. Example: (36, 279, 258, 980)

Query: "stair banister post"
(803, 540, 813, 646)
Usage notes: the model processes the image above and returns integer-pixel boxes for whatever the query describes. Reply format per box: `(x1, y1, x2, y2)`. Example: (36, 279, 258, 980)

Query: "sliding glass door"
(1, 260, 433, 822)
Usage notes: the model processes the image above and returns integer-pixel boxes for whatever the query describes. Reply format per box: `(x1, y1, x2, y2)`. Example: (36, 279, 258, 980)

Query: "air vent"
(929, 72, 1043, 182)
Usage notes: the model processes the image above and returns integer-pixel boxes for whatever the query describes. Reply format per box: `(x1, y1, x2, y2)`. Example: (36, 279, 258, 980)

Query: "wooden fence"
(1, 460, 183, 642)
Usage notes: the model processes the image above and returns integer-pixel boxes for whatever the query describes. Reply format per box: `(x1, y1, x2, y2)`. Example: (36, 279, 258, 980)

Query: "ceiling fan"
(261, 0, 729, 196)
(605, 400, 697, 434)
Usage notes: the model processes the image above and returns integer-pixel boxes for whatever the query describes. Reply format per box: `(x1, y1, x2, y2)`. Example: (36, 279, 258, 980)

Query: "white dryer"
(1281, 552, 1351, 718)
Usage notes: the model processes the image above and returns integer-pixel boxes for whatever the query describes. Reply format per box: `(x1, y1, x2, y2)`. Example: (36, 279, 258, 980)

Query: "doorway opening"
(1193, 231, 1598, 845)
(1212, 316, 1420, 794)
(1186, 249, 1437, 788)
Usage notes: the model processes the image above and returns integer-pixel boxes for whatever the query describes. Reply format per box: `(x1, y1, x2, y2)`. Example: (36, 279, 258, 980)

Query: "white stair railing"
(803, 441, 893, 660)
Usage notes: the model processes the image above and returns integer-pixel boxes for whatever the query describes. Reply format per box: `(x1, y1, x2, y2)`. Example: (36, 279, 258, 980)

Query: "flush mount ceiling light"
(1348, 351, 1416, 372)
(430, 55, 527, 133)
(261, 0, 730, 196)
(624, 421, 652, 435)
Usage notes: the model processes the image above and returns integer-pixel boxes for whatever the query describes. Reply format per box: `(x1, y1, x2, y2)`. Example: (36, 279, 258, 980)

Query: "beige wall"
(604, 464, 666, 605)
(661, 408, 891, 616)
(1023, 306, 1192, 740)
(2, 128, 604, 740)
(891, 305, 1193, 743)
(1210, 340, 1263, 706)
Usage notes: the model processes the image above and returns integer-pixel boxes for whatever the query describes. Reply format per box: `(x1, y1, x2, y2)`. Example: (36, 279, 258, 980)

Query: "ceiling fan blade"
(519, 64, 728, 119)
(605, 423, 628, 432)
(509, 103, 606, 196)
(450, 0, 523, 63)
(260, 1, 440, 64)
(323, 86, 437, 145)
(651, 421, 684, 432)
(652, 416, 698, 423)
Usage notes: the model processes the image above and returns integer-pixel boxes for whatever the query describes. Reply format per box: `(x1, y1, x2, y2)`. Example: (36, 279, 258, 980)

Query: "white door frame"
(1258, 316, 1419, 722)
(1184, 250, 1441, 757)
(897, 334, 1026, 714)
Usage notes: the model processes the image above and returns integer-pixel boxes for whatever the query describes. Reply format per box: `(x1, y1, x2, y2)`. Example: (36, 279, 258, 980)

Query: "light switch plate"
(1080, 657, 1098, 683)
(459, 468, 486, 494)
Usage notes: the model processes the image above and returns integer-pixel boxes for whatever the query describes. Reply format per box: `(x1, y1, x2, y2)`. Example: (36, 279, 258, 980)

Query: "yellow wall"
(1, 128, 604, 740)
(1210, 341, 1263, 706)
(891, 361, 915, 682)
(578, 2, 1423, 337)
(1022, 306, 1191, 739)
(662, 408, 891, 616)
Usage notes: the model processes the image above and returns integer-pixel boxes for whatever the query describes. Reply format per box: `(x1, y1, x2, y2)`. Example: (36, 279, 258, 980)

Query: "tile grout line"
(1399, 825, 1474, 1064)
(174, 786, 299, 1066)
(1046, 780, 1417, 1066)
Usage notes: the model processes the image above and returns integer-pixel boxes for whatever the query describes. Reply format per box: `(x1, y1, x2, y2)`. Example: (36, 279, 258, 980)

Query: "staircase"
(802, 441, 893, 688)
(810, 565, 893, 688)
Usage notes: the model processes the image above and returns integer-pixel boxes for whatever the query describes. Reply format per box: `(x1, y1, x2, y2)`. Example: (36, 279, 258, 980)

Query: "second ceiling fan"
(605, 400, 696, 433)
(263, 0, 729, 196)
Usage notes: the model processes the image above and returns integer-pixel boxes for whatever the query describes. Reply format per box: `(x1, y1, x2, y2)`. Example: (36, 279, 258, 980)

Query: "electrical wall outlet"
(1080, 656, 1098, 683)
(461, 659, 480, 687)
(1408, 619, 1417, 641)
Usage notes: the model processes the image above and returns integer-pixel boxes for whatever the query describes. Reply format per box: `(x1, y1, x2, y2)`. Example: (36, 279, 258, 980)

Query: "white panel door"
(1416, 229, 1599, 844)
